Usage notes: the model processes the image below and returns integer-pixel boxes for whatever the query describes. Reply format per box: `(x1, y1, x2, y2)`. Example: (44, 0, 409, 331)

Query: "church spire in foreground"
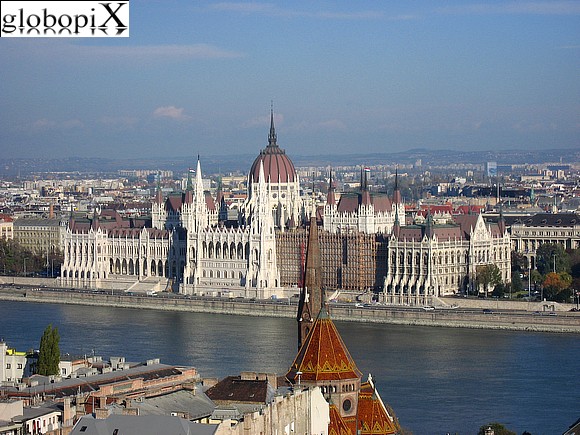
(296, 213, 323, 350)
(287, 208, 401, 434)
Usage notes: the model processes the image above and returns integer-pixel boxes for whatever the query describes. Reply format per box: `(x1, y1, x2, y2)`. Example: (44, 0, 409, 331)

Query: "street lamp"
(528, 262, 531, 302)
(23, 258, 27, 277)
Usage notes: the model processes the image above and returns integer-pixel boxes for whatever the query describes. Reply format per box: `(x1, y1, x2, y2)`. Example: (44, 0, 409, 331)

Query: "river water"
(0, 300, 578, 435)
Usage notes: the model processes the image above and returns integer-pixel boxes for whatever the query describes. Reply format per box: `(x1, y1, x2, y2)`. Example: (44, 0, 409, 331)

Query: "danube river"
(1, 300, 578, 434)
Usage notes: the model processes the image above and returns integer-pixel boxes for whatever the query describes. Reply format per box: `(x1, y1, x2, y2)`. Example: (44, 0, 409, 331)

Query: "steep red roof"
(205, 192, 216, 211)
(329, 405, 352, 435)
(287, 308, 362, 383)
(356, 380, 400, 434)
(453, 214, 479, 239)
(166, 195, 183, 212)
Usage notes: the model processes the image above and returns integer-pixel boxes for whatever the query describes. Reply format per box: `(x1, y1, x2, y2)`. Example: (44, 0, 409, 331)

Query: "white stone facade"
(382, 213, 511, 306)
(61, 159, 281, 299)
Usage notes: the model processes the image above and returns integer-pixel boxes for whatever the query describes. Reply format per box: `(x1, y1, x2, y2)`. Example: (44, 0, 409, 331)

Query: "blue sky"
(1, 0, 579, 159)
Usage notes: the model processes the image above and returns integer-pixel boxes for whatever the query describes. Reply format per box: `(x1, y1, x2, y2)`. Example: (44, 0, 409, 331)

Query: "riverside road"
(1, 282, 579, 333)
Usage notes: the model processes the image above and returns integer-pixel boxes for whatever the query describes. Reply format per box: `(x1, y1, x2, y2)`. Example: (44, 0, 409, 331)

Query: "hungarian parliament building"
(60, 112, 511, 305)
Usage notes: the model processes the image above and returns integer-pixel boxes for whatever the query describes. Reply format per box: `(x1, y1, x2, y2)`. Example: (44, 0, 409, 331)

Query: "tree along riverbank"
(1, 286, 579, 334)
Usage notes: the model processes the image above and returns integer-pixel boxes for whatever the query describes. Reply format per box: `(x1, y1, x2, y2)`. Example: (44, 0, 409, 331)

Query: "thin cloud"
(212, 2, 277, 14)
(439, 1, 580, 15)
(2, 40, 244, 62)
(211, 2, 398, 21)
(29, 118, 83, 130)
(86, 44, 244, 59)
(32, 119, 57, 130)
(153, 106, 190, 121)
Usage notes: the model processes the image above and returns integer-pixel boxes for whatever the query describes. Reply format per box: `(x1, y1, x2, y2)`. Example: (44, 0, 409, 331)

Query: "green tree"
(511, 271, 523, 293)
(536, 243, 570, 275)
(477, 422, 516, 435)
(476, 264, 503, 297)
(492, 282, 510, 298)
(568, 248, 580, 279)
(0, 238, 63, 277)
(37, 324, 60, 376)
(511, 250, 528, 273)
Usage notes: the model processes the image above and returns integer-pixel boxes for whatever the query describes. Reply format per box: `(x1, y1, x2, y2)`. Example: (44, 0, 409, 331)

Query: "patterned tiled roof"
(356, 380, 400, 434)
(329, 404, 352, 435)
(287, 308, 362, 383)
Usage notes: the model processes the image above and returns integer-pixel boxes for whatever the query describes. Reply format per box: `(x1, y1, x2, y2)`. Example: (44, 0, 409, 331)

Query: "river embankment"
(1, 281, 579, 334)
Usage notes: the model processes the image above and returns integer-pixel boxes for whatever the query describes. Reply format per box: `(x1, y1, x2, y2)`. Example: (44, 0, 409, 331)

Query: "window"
(17, 363, 22, 369)
(342, 399, 352, 412)
(6, 363, 10, 369)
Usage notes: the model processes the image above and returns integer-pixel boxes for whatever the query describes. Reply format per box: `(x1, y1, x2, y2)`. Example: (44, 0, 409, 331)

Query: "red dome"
(249, 109, 297, 183)
(250, 144, 297, 183)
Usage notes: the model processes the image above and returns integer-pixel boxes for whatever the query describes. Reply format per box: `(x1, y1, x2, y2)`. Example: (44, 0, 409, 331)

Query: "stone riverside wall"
(1, 287, 579, 334)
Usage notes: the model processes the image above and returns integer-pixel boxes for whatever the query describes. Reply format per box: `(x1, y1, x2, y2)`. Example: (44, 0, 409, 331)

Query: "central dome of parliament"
(249, 110, 297, 184)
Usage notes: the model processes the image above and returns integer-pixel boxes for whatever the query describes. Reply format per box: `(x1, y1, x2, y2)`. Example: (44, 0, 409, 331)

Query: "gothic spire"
(326, 169, 336, 206)
(268, 102, 277, 147)
(297, 213, 323, 350)
(392, 167, 402, 205)
(155, 172, 163, 205)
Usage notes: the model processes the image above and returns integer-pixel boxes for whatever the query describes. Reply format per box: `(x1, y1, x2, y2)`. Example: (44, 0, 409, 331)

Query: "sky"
(0, 0, 579, 160)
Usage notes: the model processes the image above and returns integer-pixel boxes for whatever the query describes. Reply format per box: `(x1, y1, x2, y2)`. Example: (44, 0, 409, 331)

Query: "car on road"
(483, 308, 493, 314)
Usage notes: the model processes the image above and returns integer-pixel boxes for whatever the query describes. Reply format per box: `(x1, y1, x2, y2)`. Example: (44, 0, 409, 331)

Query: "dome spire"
(268, 101, 277, 147)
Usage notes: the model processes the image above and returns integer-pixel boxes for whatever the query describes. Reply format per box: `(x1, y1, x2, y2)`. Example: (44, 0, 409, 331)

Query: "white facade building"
(61, 126, 286, 299)
(382, 213, 511, 306)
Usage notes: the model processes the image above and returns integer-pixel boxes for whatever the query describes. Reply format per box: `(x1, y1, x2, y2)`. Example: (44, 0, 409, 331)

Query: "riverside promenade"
(1, 278, 579, 334)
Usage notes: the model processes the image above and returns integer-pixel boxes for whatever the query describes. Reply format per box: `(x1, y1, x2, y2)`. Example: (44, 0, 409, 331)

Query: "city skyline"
(1, 0, 579, 159)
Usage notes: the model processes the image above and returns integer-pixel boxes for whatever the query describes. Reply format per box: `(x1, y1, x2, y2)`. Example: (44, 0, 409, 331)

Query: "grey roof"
(70, 414, 219, 435)
(15, 402, 60, 422)
(11, 363, 195, 397)
(508, 212, 580, 227)
(133, 388, 216, 420)
(13, 218, 62, 227)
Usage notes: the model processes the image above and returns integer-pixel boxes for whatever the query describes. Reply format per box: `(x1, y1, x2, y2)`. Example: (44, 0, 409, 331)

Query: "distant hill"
(0, 148, 578, 178)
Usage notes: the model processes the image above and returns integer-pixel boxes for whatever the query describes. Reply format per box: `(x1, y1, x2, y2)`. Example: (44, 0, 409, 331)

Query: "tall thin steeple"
(297, 214, 323, 350)
(498, 201, 506, 235)
(361, 167, 371, 206)
(268, 102, 277, 147)
(155, 172, 163, 205)
(326, 170, 336, 206)
(392, 167, 402, 205)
